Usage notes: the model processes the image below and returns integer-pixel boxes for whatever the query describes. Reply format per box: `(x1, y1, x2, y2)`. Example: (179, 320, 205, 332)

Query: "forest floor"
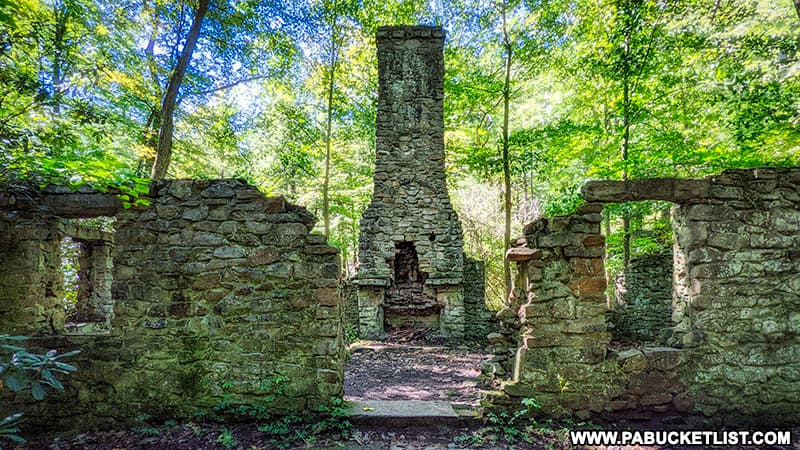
(20, 422, 583, 449)
(17, 336, 800, 449)
(344, 335, 490, 405)
(19, 337, 580, 449)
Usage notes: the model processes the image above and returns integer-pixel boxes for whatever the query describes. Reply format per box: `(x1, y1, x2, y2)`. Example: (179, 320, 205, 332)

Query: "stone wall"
(485, 209, 692, 423)
(0, 215, 65, 334)
(340, 280, 360, 335)
(609, 251, 673, 345)
(0, 179, 344, 430)
(484, 204, 613, 417)
(669, 168, 800, 424)
(483, 167, 800, 426)
(463, 258, 497, 341)
(356, 26, 472, 339)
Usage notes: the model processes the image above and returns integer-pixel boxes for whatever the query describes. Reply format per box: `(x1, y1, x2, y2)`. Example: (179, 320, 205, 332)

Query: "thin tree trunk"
(139, 15, 161, 174)
(711, 0, 722, 24)
(51, 0, 69, 114)
(137, 107, 160, 175)
(622, 5, 632, 270)
(151, 0, 210, 180)
(323, 17, 339, 238)
(500, 1, 513, 299)
(794, 0, 800, 21)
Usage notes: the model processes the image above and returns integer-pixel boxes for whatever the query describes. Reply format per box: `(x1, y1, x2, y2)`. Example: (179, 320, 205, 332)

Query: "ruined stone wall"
(484, 167, 800, 426)
(340, 280, 360, 335)
(669, 168, 800, 424)
(463, 258, 497, 340)
(609, 251, 673, 345)
(0, 180, 344, 430)
(483, 208, 694, 423)
(485, 204, 613, 417)
(0, 216, 65, 334)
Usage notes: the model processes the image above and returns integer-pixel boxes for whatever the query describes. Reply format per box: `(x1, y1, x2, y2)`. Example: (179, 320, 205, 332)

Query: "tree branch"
(180, 75, 271, 101)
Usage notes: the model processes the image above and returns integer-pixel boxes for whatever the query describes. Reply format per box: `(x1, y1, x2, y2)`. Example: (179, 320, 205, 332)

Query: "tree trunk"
(621, 7, 632, 270)
(794, 0, 800, 21)
(150, 0, 210, 180)
(51, 0, 69, 115)
(622, 110, 631, 269)
(138, 8, 161, 174)
(137, 107, 161, 175)
(500, 1, 513, 299)
(323, 17, 339, 238)
(711, 0, 722, 24)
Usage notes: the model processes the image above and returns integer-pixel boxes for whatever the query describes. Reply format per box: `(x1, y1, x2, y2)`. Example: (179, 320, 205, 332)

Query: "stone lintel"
(581, 178, 710, 204)
(425, 278, 462, 286)
(1, 188, 123, 218)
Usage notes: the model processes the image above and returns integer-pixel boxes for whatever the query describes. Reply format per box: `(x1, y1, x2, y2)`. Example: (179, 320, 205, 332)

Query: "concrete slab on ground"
(347, 400, 475, 427)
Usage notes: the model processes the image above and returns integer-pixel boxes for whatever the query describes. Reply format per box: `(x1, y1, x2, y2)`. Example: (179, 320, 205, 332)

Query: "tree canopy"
(1, 0, 798, 306)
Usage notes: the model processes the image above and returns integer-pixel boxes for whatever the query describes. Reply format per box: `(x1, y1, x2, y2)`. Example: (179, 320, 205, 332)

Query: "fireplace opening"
(383, 241, 440, 330)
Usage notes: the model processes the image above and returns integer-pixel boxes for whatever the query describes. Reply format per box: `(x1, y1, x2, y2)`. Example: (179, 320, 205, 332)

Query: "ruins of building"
(484, 168, 800, 427)
(1, 24, 799, 432)
(355, 26, 492, 340)
(0, 180, 343, 429)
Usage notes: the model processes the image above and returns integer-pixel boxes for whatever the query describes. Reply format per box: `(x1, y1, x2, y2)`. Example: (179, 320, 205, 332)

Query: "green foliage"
(196, 375, 291, 423)
(2, 0, 798, 303)
(60, 237, 81, 318)
(456, 397, 543, 445)
(0, 413, 25, 444)
(132, 415, 177, 436)
(257, 397, 352, 450)
(198, 375, 351, 450)
(343, 324, 359, 346)
(604, 201, 673, 278)
(0, 335, 79, 444)
(456, 397, 600, 447)
(0, 336, 79, 400)
(200, 373, 352, 447)
(216, 427, 238, 449)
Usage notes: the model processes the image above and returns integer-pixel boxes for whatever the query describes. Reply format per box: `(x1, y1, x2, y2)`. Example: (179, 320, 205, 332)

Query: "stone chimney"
(356, 26, 466, 339)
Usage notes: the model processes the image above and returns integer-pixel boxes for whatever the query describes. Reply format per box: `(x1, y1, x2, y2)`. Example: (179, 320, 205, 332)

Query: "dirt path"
(344, 341, 490, 405)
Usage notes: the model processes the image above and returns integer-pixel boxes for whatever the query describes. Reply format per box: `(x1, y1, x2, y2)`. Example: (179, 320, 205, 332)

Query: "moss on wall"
(0, 179, 344, 431)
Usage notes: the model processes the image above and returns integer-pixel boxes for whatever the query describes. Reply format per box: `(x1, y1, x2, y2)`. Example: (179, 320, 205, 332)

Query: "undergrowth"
(191, 376, 352, 450)
(455, 398, 599, 448)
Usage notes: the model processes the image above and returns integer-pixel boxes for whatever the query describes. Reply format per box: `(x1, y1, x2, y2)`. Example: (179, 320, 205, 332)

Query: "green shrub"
(216, 427, 238, 449)
(0, 335, 79, 444)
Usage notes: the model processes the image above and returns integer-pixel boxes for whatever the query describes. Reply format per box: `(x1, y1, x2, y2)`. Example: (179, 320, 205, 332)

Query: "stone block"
(181, 205, 209, 221)
(582, 235, 605, 247)
(506, 247, 540, 262)
(570, 277, 607, 296)
(563, 246, 605, 258)
(213, 246, 246, 259)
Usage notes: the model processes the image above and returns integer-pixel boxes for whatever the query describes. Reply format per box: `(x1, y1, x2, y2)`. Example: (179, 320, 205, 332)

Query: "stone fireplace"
(356, 26, 469, 339)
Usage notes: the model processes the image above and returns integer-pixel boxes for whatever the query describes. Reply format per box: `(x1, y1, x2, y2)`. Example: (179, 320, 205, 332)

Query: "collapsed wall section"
(483, 204, 615, 417)
(0, 180, 344, 430)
